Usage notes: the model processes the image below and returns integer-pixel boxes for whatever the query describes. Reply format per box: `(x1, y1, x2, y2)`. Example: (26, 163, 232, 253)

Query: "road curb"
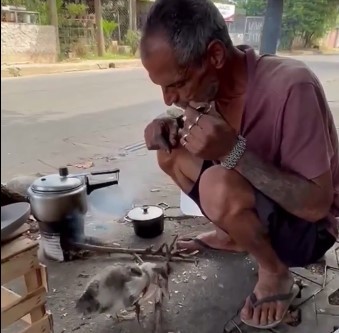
(278, 49, 339, 56)
(2, 51, 338, 78)
(1, 59, 143, 78)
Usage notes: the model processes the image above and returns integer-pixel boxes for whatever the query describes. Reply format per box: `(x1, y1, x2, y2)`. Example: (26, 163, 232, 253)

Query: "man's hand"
(144, 117, 179, 153)
(180, 103, 237, 160)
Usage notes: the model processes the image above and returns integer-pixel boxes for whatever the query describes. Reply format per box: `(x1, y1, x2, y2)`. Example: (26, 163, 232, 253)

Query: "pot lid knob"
(59, 167, 69, 177)
(127, 205, 163, 221)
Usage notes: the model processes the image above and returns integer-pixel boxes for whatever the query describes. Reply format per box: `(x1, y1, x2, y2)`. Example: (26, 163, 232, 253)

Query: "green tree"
(237, 0, 266, 16)
(238, 0, 339, 49)
(282, 0, 338, 48)
(1, 0, 64, 25)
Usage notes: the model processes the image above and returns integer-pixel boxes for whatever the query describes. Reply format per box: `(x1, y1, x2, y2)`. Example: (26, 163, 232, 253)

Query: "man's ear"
(207, 40, 227, 69)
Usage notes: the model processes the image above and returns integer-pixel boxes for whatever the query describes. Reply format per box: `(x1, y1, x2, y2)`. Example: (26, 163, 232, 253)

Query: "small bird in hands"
(75, 262, 171, 322)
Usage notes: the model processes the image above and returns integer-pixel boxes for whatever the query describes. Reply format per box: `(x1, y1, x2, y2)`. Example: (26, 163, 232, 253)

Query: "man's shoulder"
(255, 54, 320, 91)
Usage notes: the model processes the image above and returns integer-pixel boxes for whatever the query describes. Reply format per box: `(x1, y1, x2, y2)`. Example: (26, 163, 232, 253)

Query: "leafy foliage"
(238, 0, 339, 49)
(237, 0, 266, 16)
(124, 29, 141, 55)
(102, 19, 118, 50)
(65, 3, 88, 17)
(1, 0, 63, 25)
(283, 0, 338, 48)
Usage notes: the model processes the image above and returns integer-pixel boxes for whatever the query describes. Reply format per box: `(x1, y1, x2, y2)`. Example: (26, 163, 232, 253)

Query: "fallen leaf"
(74, 161, 94, 169)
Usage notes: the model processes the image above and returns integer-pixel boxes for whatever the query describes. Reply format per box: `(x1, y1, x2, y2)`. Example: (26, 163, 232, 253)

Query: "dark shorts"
(188, 160, 336, 268)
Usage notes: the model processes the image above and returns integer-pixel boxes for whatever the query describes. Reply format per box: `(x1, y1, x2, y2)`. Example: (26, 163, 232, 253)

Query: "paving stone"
(291, 266, 337, 288)
(325, 244, 339, 270)
(315, 277, 339, 316)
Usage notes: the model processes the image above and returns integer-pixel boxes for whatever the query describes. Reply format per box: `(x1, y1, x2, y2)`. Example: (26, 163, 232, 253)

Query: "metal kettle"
(27, 166, 120, 223)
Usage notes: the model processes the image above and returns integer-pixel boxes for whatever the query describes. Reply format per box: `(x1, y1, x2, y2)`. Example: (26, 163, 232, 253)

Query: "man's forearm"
(235, 150, 330, 221)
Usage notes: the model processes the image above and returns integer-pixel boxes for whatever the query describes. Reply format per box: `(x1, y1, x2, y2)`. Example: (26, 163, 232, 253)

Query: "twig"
(174, 250, 200, 258)
(169, 235, 178, 253)
(153, 300, 162, 333)
(155, 243, 166, 255)
(70, 240, 197, 263)
(153, 287, 164, 333)
(133, 253, 144, 264)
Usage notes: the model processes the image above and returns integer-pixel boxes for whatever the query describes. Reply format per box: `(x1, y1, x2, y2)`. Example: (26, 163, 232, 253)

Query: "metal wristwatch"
(220, 135, 247, 169)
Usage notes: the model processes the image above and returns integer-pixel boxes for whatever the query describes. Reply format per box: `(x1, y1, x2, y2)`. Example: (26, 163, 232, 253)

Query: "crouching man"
(141, 0, 338, 329)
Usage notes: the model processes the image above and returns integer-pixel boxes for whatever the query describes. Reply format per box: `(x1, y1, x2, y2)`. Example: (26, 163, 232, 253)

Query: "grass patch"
(84, 53, 135, 60)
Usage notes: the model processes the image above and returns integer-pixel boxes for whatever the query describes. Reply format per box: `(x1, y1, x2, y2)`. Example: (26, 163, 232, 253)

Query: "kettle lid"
(31, 168, 83, 193)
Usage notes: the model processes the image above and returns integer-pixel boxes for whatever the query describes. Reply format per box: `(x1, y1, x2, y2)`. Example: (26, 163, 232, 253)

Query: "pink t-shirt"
(240, 47, 339, 232)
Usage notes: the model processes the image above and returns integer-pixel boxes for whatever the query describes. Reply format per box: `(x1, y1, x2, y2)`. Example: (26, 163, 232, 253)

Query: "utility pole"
(47, 0, 60, 56)
(94, 0, 105, 56)
(259, 0, 283, 55)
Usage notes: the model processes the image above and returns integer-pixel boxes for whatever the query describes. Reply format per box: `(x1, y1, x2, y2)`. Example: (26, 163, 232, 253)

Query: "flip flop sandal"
(241, 283, 301, 330)
(177, 237, 246, 254)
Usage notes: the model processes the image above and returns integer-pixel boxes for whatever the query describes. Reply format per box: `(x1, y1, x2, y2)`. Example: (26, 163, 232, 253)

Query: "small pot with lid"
(126, 205, 165, 239)
(27, 166, 120, 223)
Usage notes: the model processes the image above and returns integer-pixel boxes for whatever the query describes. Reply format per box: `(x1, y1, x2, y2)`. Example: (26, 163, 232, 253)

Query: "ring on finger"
(188, 123, 195, 131)
(204, 103, 212, 114)
(195, 113, 203, 125)
(182, 133, 189, 142)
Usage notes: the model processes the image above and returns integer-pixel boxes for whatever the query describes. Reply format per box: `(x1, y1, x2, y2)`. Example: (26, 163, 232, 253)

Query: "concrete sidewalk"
(1, 59, 142, 78)
(44, 208, 339, 333)
(2, 48, 338, 78)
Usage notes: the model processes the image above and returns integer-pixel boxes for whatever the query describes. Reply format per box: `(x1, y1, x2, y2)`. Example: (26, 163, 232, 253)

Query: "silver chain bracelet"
(220, 135, 247, 170)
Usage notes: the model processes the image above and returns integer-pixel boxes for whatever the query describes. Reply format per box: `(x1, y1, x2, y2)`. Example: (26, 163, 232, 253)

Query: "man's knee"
(199, 165, 256, 223)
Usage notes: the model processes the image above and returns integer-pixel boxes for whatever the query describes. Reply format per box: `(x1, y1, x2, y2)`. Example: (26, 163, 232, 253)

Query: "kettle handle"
(90, 168, 120, 176)
(86, 168, 120, 195)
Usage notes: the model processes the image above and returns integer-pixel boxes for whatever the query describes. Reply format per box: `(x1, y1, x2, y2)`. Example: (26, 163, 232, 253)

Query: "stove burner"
(40, 232, 64, 261)
(37, 215, 113, 261)
(38, 214, 85, 261)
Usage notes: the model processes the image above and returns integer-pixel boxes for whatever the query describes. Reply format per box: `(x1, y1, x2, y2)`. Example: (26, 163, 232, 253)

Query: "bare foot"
(240, 269, 296, 327)
(177, 229, 245, 252)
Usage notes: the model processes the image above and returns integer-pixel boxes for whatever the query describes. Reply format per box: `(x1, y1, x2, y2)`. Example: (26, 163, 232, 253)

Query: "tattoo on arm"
(235, 150, 329, 220)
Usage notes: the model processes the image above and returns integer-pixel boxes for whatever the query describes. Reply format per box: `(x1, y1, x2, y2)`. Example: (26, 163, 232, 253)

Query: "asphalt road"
(1, 55, 339, 181)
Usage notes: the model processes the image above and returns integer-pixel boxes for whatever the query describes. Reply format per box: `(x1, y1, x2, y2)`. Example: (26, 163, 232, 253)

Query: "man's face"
(141, 36, 222, 108)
